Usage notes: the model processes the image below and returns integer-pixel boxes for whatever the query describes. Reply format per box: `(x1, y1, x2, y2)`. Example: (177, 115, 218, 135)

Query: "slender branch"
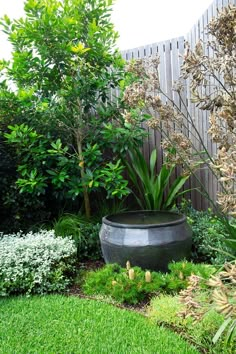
(153, 123, 228, 201)
(201, 63, 233, 97)
(159, 87, 215, 164)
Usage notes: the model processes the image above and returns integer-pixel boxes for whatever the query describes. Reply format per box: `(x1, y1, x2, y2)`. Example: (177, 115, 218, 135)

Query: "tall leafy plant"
(0, 0, 146, 220)
(125, 148, 190, 210)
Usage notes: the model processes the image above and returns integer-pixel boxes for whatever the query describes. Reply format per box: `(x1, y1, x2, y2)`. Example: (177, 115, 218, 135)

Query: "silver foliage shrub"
(0, 230, 77, 296)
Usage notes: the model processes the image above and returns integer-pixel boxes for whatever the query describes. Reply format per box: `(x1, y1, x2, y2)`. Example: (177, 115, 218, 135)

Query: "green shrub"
(148, 294, 230, 353)
(78, 222, 102, 260)
(179, 202, 233, 264)
(0, 138, 52, 233)
(160, 261, 216, 293)
(190, 212, 234, 265)
(0, 230, 76, 296)
(148, 294, 185, 326)
(167, 261, 216, 283)
(83, 263, 165, 304)
(54, 214, 102, 260)
(82, 261, 216, 304)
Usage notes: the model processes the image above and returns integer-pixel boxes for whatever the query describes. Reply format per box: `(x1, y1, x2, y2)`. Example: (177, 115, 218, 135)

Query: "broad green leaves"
(125, 148, 190, 210)
(4, 124, 129, 201)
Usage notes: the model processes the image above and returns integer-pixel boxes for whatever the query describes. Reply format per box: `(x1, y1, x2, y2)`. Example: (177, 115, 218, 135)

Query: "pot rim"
(102, 210, 187, 229)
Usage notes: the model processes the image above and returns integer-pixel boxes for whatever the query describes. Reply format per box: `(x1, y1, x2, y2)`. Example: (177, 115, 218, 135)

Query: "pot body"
(99, 211, 192, 272)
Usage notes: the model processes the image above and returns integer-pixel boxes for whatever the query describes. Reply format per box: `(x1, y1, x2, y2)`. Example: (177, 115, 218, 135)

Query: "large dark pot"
(99, 210, 192, 272)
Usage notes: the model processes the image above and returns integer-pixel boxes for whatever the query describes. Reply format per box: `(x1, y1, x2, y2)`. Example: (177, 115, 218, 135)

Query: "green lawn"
(0, 295, 199, 354)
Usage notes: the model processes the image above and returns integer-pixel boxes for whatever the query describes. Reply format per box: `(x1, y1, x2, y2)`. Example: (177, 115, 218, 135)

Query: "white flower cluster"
(0, 230, 77, 296)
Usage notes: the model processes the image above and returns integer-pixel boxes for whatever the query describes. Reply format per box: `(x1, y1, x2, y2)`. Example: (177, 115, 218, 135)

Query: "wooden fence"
(120, 0, 236, 210)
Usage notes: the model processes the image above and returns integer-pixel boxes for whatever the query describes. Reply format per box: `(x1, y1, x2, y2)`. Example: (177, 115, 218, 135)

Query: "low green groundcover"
(0, 295, 199, 354)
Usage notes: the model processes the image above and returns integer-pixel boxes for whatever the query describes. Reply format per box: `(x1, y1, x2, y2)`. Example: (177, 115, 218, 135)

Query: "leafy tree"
(0, 0, 145, 219)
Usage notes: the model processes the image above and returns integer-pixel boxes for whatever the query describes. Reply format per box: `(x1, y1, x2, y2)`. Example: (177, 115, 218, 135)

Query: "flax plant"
(124, 147, 190, 210)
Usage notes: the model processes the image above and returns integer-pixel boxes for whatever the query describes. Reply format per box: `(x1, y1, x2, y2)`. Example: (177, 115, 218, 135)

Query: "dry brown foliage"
(123, 5, 236, 217)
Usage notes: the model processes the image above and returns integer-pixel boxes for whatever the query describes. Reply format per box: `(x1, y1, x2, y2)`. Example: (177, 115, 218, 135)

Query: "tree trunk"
(76, 130, 91, 219)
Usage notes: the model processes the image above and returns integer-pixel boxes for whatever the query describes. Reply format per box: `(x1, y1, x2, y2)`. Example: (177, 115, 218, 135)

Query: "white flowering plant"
(0, 230, 77, 296)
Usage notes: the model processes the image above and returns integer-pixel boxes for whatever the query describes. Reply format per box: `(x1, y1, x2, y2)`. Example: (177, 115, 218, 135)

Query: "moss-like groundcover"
(0, 295, 199, 354)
